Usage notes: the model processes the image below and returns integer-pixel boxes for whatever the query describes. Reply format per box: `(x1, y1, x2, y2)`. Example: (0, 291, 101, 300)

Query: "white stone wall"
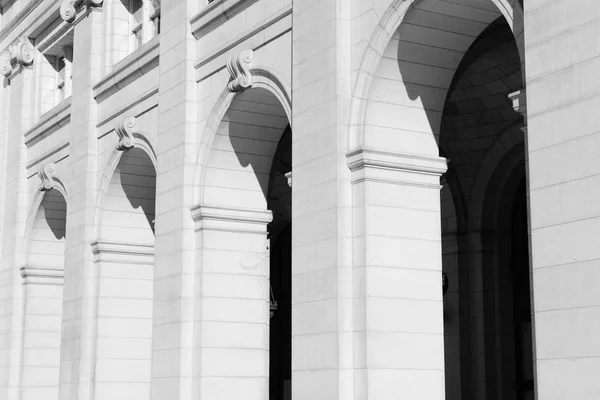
(0, 0, 598, 399)
(525, 1, 600, 399)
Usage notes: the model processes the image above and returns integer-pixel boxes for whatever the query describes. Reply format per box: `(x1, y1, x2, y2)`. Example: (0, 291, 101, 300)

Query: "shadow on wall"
(44, 189, 67, 240)
(119, 148, 157, 234)
(396, 17, 514, 152)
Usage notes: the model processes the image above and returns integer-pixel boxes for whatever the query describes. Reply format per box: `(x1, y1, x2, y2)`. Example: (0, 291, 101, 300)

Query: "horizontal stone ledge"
(191, 204, 272, 233)
(346, 148, 448, 175)
(20, 265, 64, 285)
(91, 241, 155, 260)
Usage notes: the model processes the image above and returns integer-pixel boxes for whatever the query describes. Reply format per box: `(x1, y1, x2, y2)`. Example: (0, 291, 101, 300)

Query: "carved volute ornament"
(38, 163, 57, 192)
(1, 37, 34, 78)
(115, 116, 136, 150)
(60, 0, 103, 23)
(226, 49, 253, 92)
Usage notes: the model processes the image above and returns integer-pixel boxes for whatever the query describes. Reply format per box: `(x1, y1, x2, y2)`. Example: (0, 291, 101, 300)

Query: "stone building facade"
(0, 0, 598, 399)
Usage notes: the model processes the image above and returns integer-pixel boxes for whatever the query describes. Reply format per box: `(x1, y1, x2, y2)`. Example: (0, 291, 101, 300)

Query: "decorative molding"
(0, 0, 45, 44)
(1, 36, 34, 78)
(226, 49, 253, 92)
(24, 98, 71, 148)
(194, 5, 291, 72)
(91, 241, 154, 256)
(93, 36, 160, 103)
(191, 204, 272, 233)
(346, 148, 448, 175)
(20, 265, 64, 285)
(285, 171, 292, 188)
(190, 0, 261, 39)
(91, 241, 154, 264)
(37, 163, 57, 191)
(60, 0, 103, 23)
(115, 116, 136, 150)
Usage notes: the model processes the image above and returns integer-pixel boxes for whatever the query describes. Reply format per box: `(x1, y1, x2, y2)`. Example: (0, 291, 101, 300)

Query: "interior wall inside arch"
(99, 147, 156, 243)
(21, 188, 67, 399)
(363, 0, 506, 156)
(202, 87, 289, 210)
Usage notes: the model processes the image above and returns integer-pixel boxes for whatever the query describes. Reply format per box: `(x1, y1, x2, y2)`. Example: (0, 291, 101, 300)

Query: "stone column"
(347, 148, 447, 400)
(58, 6, 103, 400)
(90, 241, 154, 400)
(0, 40, 35, 400)
(150, 0, 198, 397)
(291, 0, 354, 399)
(190, 205, 271, 400)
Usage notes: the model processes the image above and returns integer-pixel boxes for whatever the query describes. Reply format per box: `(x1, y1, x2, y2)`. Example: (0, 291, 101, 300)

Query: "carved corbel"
(226, 49, 253, 92)
(61, 0, 103, 23)
(508, 89, 527, 123)
(38, 163, 56, 192)
(150, 0, 160, 11)
(115, 116, 136, 150)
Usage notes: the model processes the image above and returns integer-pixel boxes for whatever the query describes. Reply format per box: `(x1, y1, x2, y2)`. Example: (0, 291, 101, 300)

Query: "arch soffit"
(93, 132, 157, 241)
(193, 66, 292, 206)
(349, 0, 525, 151)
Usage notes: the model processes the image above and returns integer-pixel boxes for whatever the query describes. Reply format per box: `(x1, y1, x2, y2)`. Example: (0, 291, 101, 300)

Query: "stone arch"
(348, 0, 525, 153)
(194, 67, 292, 206)
(20, 187, 68, 400)
(93, 133, 157, 240)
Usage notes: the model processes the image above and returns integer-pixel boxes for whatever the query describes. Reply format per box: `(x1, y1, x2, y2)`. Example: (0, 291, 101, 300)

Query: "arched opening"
(436, 14, 533, 400)
(359, 0, 530, 398)
(95, 147, 156, 399)
(21, 188, 67, 400)
(197, 85, 291, 400)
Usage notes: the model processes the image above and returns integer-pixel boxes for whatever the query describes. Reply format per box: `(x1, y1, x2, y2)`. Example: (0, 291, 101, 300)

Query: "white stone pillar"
(347, 148, 447, 400)
(150, 0, 198, 397)
(90, 241, 154, 400)
(190, 205, 271, 400)
(19, 266, 64, 400)
(58, 7, 103, 400)
(0, 44, 35, 400)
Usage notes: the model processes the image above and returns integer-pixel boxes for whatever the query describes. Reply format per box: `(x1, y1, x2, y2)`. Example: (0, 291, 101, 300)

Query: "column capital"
(1, 36, 34, 78)
(190, 204, 272, 233)
(90, 241, 154, 263)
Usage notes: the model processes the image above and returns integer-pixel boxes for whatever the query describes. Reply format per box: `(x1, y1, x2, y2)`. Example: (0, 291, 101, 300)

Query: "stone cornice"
(191, 204, 272, 233)
(20, 265, 64, 285)
(93, 36, 159, 103)
(0, 0, 46, 45)
(194, 4, 291, 72)
(25, 98, 71, 148)
(190, 0, 261, 39)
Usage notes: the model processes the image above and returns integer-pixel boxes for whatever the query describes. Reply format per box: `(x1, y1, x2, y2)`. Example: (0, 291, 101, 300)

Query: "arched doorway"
(196, 85, 292, 400)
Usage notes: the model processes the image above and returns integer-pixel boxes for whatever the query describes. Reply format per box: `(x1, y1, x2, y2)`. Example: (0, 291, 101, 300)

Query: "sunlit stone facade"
(0, 0, 598, 399)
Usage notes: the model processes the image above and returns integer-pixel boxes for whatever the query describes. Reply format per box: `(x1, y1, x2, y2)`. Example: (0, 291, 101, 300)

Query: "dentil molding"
(1, 37, 34, 78)
(115, 116, 136, 150)
(60, 0, 103, 23)
(227, 49, 253, 92)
